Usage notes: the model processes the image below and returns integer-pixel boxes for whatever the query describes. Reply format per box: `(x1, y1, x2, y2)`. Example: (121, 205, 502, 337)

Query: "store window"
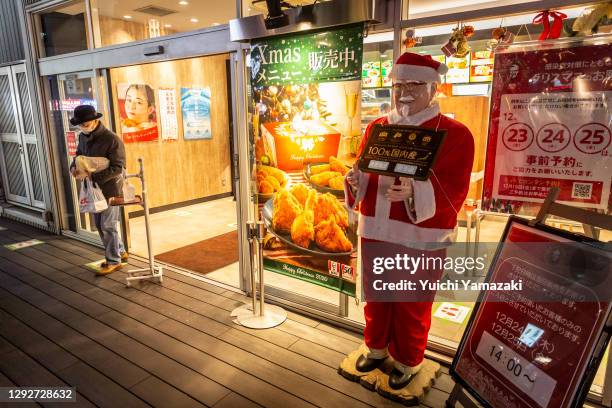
(35, 0, 90, 57)
(361, 34, 394, 134)
(394, 3, 612, 354)
(90, 0, 236, 48)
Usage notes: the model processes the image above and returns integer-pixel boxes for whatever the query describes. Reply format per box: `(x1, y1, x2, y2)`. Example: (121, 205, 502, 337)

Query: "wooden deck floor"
(0, 217, 457, 408)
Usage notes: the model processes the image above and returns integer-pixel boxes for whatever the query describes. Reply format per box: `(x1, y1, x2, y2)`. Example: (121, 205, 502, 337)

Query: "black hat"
(70, 105, 103, 126)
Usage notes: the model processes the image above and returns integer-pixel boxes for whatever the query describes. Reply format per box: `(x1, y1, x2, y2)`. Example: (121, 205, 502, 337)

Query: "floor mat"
(156, 230, 239, 274)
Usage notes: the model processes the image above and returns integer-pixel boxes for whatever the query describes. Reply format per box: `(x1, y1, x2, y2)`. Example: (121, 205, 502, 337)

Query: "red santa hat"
(390, 52, 448, 83)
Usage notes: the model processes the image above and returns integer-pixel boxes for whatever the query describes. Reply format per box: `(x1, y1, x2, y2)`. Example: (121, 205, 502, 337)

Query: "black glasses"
(392, 82, 427, 92)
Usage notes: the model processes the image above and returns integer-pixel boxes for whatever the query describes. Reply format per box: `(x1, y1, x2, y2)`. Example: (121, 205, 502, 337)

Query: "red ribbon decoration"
(533, 10, 568, 40)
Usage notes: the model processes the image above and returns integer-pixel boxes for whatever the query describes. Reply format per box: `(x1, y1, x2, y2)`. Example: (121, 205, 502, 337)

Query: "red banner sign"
(482, 40, 611, 216)
(65, 131, 77, 157)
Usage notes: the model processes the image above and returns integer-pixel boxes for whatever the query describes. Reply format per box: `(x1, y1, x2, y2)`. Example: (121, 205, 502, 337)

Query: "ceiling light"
(179, 1, 188, 5)
(190, 18, 198, 23)
(164, 24, 172, 28)
(123, 15, 132, 19)
(212, 22, 220, 26)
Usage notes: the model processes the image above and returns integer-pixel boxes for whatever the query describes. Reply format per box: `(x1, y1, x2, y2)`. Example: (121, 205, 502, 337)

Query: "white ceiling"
(92, 0, 236, 31)
(406, 0, 540, 17)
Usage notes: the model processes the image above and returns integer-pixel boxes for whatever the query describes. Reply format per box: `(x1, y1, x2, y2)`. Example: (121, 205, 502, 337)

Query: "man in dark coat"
(70, 105, 127, 275)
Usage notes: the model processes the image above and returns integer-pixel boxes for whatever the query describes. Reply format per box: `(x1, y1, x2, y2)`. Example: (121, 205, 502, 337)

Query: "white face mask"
(78, 121, 97, 134)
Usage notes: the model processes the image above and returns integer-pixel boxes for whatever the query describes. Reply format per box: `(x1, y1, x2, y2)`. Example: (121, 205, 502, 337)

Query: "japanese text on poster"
(158, 88, 178, 141)
(250, 24, 363, 87)
(181, 87, 212, 140)
(452, 219, 612, 408)
(483, 42, 611, 214)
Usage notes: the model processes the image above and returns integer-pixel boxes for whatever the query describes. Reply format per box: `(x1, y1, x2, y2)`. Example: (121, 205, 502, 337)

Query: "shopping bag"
(79, 178, 108, 213)
(122, 179, 136, 202)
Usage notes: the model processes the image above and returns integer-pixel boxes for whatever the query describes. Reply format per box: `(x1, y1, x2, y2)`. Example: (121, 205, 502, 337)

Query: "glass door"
(48, 70, 103, 241)
(0, 64, 45, 209)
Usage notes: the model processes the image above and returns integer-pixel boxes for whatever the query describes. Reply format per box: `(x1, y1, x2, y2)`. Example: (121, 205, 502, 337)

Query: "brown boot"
(97, 263, 122, 276)
(121, 251, 129, 263)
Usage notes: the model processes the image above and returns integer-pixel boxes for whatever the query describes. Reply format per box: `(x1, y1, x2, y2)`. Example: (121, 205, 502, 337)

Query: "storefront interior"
(109, 54, 239, 283)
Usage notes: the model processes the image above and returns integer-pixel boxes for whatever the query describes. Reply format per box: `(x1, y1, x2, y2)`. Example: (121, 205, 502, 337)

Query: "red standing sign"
(452, 217, 611, 408)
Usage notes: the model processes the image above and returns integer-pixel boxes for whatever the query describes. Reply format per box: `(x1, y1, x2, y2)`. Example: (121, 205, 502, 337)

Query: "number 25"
(580, 129, 605, 145)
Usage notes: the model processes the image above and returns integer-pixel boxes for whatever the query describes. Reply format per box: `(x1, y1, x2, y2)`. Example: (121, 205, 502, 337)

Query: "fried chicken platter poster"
(249, 24, 364, 296)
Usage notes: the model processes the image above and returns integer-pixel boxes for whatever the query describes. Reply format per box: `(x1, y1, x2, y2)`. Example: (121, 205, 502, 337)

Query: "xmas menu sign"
(483, 40, 611, 215)
(250, 24, 363, 87)
(251, 24, 364, 296)
(452, 217, 611, 408)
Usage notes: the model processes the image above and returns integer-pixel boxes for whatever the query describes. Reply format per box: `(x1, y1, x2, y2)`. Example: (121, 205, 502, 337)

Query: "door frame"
(0, 64, 34, 206)
(54, 69, 104, 242)
(11, 63, 47, 210)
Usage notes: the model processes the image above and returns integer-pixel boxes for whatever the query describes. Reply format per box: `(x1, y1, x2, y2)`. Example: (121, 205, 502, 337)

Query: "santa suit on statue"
(344, 52, 474, 389)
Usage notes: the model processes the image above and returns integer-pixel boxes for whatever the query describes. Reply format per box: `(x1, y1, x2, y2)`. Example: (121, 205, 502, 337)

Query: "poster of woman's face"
(117, 83, 159, 143)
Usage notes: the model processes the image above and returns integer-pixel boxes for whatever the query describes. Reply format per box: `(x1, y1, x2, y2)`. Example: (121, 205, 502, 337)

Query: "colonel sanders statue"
(344, 52, 474, 390)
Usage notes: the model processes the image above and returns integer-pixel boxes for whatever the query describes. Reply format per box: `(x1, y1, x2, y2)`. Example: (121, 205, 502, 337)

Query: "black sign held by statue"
(357, 124, 446, 180)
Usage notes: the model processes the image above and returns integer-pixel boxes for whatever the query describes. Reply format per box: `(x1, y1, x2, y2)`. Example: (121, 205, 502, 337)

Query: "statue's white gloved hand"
(385, 177, 413, 202)
(346, 163, 362, 191)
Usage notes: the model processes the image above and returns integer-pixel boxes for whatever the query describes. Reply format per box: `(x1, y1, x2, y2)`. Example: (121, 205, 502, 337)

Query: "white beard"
(399, 104, 410, 117)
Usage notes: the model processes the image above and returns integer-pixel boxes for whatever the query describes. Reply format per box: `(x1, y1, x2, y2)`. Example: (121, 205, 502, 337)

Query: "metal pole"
(247, 221, 257, 313)
(139, 158, 155, 276)
(234, 220, 287, 329)
(256, 220, 266, 317)
(339, 292, 349, 317)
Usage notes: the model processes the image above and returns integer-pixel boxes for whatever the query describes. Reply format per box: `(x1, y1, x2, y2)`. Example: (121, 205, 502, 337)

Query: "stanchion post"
(233, 219, 287, 329)
(139, 158, 155, 277)
(256, 221, 266, 317)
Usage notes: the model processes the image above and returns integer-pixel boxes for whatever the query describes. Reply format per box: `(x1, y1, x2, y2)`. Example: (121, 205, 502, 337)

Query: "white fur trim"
(406, 179, 436, 224)
(387, 103, 440, 126)
(364, 345, 389, 359)
(358, 213, 458, 250)
(390, 64, 442, 82)
(393, 360, 423, 375)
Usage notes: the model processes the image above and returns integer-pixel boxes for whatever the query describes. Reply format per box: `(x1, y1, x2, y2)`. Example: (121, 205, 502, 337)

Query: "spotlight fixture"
(264, 0, 289, 29)
(179, 1, 188, 5)
(190, 18, 199, 23)
(123, 15, 132, 19)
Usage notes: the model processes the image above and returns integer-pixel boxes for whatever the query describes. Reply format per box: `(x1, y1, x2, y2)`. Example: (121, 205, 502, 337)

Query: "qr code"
(572, 182, 592, 199)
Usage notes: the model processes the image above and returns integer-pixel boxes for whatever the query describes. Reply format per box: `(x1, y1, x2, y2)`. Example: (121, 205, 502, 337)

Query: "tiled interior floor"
(128, 197, 239, 256)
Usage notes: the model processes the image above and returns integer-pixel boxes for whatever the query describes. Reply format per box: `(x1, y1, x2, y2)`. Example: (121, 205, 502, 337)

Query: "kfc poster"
(483, 40, 611, 216)
(116, 83, 159, 143)
(250, 24, 364, 296)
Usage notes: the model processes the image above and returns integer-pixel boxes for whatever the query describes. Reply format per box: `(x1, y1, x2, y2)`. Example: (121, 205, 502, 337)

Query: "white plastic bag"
(122, 179, 136, 201)
(79, 178, 108, 213)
